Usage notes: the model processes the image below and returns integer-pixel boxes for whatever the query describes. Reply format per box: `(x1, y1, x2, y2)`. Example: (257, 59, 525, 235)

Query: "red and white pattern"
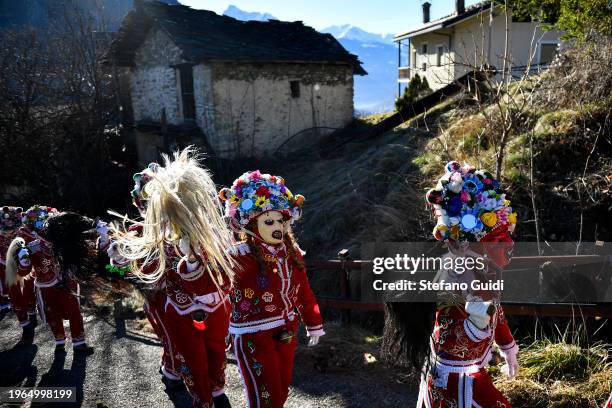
(229, 241, 324, 408)
(418, 304, 516, 408)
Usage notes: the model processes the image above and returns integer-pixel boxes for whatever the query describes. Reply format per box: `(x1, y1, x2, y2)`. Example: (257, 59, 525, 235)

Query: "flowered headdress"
(131, 163, 160, 213)
(219, 170, 304, 228)
(0, 206, 23, 231)
(425, 161, 517, 242)
(22, 205, 59, 233)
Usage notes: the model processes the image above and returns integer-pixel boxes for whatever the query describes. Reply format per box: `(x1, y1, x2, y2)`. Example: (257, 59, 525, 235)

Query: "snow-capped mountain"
(321, 24, 394, 45)
(223, 5, 277, 22)
(225, 5, 397, 113)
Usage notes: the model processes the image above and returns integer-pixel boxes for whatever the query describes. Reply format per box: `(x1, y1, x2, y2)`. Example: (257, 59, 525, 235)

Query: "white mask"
(256, 211, 286, 245)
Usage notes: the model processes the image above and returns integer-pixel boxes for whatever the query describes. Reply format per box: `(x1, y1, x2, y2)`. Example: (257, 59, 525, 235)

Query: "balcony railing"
(398, 66, 412, 79)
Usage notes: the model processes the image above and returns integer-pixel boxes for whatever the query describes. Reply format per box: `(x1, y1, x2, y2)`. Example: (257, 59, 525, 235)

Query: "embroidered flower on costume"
(239, 300, 251, 311)
(262, 292, 273, 302)
(244, 288, 254, 299)
(264, 304, 276, 312)
(256, 274, 269, 289)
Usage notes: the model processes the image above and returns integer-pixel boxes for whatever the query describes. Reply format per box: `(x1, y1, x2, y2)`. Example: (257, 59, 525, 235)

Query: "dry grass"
(296, 321, 419, 386)
(492, 321, 611, 408)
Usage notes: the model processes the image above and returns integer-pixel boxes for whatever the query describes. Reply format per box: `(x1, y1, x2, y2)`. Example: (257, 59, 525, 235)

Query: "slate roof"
(106, 0, 366, 75)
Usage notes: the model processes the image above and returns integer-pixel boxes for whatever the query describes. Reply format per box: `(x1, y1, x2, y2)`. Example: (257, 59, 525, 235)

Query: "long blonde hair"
(111, 147, 234, 289)
(5, 237, 26, 287)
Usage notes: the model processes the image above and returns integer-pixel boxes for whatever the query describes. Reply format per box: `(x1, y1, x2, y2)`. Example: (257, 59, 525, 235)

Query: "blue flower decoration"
(460, 207, 483, 232)
(463, 173, 483, 194)
(241, 198, 254, 211)
(444, 195, 463, 217)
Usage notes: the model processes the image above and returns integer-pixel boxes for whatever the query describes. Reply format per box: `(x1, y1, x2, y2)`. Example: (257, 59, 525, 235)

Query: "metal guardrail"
(307, 250, 612, 318)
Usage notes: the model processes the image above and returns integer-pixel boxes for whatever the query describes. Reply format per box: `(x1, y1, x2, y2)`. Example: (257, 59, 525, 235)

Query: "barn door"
(178, 64, 195, 122)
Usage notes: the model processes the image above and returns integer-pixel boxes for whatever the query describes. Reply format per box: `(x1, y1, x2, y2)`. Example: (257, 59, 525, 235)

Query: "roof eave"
(394, 3, 491, 42)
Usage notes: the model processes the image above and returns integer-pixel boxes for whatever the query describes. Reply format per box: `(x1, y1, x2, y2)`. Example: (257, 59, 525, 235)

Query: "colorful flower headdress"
(219, 170, 304, 227)
(0, 206, 23, 231)
(425, 161, 517, 242)
(22, 205, 59, 233)
(131, 163, 160, 213)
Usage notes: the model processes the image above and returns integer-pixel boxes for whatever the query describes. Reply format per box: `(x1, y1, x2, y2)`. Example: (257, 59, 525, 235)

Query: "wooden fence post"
(338, 248, 351, 324)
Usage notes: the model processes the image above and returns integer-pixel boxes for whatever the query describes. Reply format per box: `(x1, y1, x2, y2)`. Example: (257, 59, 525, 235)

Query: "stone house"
(106, 0, 366, 161)
(394, 0, 563, 92)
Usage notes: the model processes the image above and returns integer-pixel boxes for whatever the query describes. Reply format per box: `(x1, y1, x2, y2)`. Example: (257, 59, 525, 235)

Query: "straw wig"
(111, 147, 235, 288)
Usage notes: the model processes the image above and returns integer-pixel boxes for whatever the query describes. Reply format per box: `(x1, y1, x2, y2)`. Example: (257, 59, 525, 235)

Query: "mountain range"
(222, 6, 398, 113)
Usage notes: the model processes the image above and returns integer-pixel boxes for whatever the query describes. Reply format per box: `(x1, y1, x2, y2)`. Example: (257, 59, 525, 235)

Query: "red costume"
(418, 304, 517, 408)
(101, 227, 182, 382)
(229, 241, 324, 408)
(113, 236, 231, 407)
(16, 227, 86, 347)
(164, 255, 230, 406)
(2, 230, 36, 325)
(417, 161, 519, 408)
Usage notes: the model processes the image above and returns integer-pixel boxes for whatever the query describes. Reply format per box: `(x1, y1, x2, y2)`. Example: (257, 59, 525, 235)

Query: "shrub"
(395, 73, 431, 112)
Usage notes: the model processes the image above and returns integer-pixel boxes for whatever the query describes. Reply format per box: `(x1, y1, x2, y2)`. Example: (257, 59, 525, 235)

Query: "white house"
(106, 0, 366, 160)
(394, 0, 563, 92)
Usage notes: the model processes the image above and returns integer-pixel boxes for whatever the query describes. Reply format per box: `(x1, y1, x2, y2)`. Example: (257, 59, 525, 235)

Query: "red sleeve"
(494, 306, 518, 353)
(293, 250, 324, 336)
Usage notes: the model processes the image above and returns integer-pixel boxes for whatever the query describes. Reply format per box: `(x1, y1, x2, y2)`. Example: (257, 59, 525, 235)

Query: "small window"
(421, 43, 428, 54)
(290, 81, 300, 98)
(411, 50, 417, 68)
(539, 43, 559, 65)
(421, 62, 427, 71)
(436, 45, 444, 67)
(177, 64, 195, 121)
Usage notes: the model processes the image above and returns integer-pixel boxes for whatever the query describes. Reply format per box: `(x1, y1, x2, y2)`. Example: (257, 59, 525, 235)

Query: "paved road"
(0, 309, 417, 408)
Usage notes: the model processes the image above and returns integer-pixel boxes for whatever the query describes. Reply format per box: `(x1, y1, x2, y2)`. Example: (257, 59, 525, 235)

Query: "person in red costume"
(1, 205, 38, 343)
(102, 163, 184, 390)
(219, 170, 324, 408)
(6, 206, 99, 354)
(110, 147, 235, 408)
(384, 161, 519, 408)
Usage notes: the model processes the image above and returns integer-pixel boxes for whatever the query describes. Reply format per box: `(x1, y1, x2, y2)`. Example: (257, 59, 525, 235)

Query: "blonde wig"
(111, 147, 235, 290)
(5, 237, 26, 287)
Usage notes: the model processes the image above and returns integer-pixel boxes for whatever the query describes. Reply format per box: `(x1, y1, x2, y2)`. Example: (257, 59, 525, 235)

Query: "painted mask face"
(256, 211, 286, 245)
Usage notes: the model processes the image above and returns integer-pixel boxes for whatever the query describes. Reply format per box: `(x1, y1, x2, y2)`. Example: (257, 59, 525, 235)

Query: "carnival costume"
(219, 170, 324, 408)
(1, 206, 37, 339)
(110, 148, 234, 408)
(417, 161, 519, 408)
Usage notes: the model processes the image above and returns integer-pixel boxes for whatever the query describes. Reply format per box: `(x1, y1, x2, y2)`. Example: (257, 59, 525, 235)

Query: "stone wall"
(129, 29, 185, 125)
(206, 62, 354, 158)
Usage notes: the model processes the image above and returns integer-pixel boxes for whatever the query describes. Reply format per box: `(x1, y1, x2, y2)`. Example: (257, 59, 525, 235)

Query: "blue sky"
(179, 0, 481, 36)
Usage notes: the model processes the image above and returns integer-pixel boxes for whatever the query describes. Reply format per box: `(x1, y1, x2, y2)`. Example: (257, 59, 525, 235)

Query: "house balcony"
(398, 66, 413, 82)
